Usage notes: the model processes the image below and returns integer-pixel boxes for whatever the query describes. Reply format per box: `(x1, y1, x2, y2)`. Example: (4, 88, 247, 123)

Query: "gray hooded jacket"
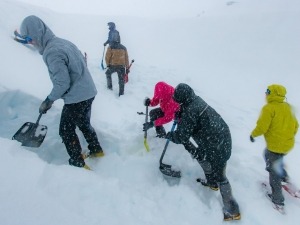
(20, 15, 97, 104)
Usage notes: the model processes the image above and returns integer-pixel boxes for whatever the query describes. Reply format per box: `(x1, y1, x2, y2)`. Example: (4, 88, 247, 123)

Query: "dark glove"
(39, 97, 54, 114)
(165, 132, 172, 140)
(143, 121, 154, 131)
(250, 135, 255, 142)
(175, 110, 181, 120)
(126, 68, 130, 73)
(104, 43, 107, 46)
(144, 97, 151, 106)
(155, 126, 166, 138)
(166, 131, 181, 144)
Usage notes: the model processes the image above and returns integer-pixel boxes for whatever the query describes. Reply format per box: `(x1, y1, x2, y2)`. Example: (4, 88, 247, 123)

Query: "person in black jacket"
(166, 83, 240, 221)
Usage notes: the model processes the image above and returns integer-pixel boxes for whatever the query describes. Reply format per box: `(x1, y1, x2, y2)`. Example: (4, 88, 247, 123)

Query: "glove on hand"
(175, 110, 181, 120)
(39, 97, 54, 114)
(166, 131, 182, 144)
(165, 132, 172, 140)
(103, 43, 107, 46)
(144, 97, 151, 106)
(250, 135, 255, 142)
(126, 68, 130, 73)
(143, 121, 154, 131)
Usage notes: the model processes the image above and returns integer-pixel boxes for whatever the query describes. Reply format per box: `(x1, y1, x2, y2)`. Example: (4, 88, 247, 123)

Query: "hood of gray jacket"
(20, 15, 55, 55)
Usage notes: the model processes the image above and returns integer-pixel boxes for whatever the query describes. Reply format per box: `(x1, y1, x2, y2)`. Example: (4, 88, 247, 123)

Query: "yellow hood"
(266, 84, 286, 103)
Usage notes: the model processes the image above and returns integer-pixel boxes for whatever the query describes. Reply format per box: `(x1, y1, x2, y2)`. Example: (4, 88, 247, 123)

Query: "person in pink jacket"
(143, 82, 180, 137)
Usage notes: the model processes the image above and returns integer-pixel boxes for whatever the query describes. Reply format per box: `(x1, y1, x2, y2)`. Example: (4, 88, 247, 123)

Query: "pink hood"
(150, 82, 180, 126)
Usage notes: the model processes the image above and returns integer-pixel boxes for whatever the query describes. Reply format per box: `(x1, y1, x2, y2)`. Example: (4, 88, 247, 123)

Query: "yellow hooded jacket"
(251, 84, 299, 154)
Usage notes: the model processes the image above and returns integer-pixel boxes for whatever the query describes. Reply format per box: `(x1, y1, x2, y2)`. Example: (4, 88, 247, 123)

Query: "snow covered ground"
(0, 0, 300, 224)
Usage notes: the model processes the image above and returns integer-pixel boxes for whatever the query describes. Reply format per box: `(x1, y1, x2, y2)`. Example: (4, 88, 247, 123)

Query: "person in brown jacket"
(105, 40, 129, 96)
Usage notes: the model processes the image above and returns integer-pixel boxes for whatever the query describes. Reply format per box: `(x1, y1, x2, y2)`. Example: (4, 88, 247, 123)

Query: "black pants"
(194, 133, 238, 215)
(59, 97, 102, 167)
(105, 66, 125, 96)
(149, 108, 167, 137)
(149, 108, 164, 122)
(197, 159, 239, 214)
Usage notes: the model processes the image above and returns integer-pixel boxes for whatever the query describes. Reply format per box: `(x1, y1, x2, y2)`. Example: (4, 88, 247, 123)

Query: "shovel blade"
(12, 122, 47, 147)
(159, 163, 181, 178)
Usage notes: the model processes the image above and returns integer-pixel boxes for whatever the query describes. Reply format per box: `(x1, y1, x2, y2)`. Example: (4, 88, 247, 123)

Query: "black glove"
(155, 126, 166, 138)
(39, 97, 54, 114)
(175, 110, 181, 120)
(143, 121, 154, 131)
(165, 132, 172, 140)
(104, 43, 107, 46)
(126, 68, 130, 73)
(250, 135, 255, 142)
(144, 97, 151, 106)
(166, 131, 182, 144)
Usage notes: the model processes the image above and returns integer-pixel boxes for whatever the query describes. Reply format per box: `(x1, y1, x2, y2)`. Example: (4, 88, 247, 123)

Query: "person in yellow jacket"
(250, 84, 298, 207)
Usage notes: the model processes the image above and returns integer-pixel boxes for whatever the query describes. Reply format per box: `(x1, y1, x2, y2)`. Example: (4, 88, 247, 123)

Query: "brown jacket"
(105, 43, 129, 67)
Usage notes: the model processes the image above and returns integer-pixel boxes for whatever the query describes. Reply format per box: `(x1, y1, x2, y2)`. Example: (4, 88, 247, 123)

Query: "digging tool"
(12, 113, 47, 148)
(159, 120, 181, 178)
(100, 46, 106, 70)
(124, 59, 134, 83)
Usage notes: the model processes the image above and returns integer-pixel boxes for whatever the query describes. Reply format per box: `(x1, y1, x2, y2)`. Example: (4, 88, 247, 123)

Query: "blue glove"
(143, 121, 154, 131)
(39, 97, 53, 114)
(250, 135, 255, 142)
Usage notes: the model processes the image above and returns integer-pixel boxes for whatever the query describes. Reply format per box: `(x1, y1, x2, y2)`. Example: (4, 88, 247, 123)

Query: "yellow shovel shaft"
(144, 138, 150, 152)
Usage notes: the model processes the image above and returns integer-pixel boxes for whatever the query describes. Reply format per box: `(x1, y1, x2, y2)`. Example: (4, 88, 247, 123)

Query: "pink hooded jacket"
(150, 82, 180, 126)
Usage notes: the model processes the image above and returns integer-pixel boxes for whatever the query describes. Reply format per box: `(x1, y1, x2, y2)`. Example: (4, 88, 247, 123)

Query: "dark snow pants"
(149, 108, 164, 122)
(59, 97, 102, 167)
(149, 108, 166, 136)
(197, 159, 240, 215)
(192, 135, 239, 215)
(105, 66, 125, 96)
(264, 149, 288, 205)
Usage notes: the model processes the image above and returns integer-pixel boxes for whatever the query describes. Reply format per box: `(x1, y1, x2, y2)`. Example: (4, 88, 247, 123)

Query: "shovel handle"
(159, 120, 177, 164)
(36, 113, 43, 125)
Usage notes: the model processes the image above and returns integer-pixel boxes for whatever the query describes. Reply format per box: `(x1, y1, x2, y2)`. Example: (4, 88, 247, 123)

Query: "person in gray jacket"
(18, 15, 104, 170)
(166, 83, 240, 221)
(103, 22, 120, 46)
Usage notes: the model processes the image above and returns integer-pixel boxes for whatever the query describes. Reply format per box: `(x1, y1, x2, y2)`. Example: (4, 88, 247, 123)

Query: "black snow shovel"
(12, 113, 47, 147)
(159, 120, 181, 178)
